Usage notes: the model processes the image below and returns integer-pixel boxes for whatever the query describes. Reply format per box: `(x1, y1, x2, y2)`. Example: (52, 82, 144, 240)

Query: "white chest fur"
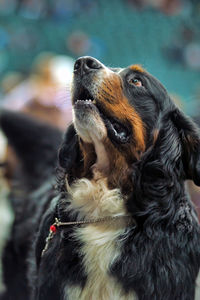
(65, 224, 137, 300)
(64, 177, 137, 300)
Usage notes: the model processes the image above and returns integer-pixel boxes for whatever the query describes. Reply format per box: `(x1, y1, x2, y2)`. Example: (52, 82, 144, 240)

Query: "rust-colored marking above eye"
(129, 64, 144, 73)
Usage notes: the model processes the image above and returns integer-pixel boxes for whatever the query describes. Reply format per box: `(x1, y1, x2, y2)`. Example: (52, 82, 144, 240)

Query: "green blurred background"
(0, 0, 200, 114)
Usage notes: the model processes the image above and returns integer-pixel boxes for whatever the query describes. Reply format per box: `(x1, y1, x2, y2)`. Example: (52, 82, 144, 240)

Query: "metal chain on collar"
(41, 215, 135, 257)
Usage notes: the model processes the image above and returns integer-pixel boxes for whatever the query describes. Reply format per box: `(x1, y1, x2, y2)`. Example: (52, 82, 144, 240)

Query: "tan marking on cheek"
(130, 64, 144, 72)
(97, 74, 146, 152)
(99, 76, 122, 104)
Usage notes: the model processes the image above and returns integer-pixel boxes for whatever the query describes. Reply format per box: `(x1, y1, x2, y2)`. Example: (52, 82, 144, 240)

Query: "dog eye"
(128, 78, 142, 87)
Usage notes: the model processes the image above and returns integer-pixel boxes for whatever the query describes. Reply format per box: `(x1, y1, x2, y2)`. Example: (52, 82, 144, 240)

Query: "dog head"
(59, 56, 200, 193)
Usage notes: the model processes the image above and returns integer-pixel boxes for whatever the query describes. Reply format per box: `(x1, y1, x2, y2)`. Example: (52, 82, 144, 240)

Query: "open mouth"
(73, 86, 94, 104)
(74, 87, 130, 144)
(102, 115, 130, 144)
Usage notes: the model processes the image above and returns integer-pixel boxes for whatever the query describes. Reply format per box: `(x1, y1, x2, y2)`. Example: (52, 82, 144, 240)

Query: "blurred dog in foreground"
(0, 56, 200, 300)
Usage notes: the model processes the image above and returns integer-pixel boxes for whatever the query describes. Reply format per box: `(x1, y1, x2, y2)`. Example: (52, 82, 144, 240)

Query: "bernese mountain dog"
(0, 56, 200, 300)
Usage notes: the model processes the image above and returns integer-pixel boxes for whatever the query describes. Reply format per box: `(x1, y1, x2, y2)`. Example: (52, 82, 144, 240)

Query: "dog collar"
(41, 215, 135, 257)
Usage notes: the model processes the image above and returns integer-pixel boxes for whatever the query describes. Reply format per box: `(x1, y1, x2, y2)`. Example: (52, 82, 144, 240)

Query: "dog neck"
(65, 176, 129, 221)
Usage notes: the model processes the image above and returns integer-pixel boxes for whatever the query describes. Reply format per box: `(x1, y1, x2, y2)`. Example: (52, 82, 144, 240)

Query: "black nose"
(74, 56, 102, 75)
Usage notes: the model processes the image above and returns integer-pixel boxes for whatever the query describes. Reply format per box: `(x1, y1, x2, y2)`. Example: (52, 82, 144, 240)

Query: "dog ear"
(58, 123, 82, 173)
(171, 108, 200, 186)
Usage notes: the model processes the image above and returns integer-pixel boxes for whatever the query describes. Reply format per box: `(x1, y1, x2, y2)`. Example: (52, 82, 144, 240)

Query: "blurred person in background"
(1, 52, 73, 130)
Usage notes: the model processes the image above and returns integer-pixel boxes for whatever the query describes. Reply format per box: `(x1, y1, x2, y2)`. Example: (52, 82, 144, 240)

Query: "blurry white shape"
(1, 80, 34, 110)
(50, 55, 75, 87)
(1, 54, 74, 114)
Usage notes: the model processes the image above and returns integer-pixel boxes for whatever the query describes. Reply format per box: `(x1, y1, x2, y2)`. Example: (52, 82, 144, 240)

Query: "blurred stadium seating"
(0, 0, 199, 115)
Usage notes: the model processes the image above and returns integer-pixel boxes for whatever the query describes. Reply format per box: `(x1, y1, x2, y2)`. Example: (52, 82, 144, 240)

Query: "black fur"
(0, 110, 63, 190)
(112, 109, 200, 299)
(0, 111, 63, 300)
(0, 58, 200, 300)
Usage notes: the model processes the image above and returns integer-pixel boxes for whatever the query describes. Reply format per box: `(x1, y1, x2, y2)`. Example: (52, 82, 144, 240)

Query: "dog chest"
(64, 224, 137, 300)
